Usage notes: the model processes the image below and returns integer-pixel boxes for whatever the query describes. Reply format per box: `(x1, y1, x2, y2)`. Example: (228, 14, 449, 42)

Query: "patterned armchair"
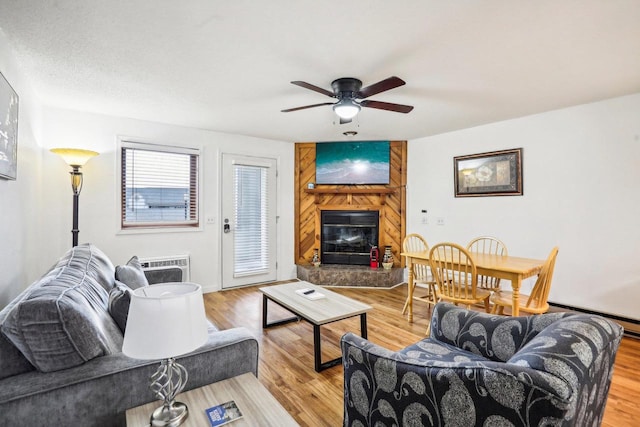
(341, 302, 623, 426)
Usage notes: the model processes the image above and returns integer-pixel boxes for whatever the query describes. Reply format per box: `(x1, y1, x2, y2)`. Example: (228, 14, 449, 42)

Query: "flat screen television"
(315, 141, 390, 185)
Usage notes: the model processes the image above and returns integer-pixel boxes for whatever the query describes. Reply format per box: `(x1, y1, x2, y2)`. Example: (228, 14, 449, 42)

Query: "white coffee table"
(259, 281, 372, 372)
(126, 372, 298, 426)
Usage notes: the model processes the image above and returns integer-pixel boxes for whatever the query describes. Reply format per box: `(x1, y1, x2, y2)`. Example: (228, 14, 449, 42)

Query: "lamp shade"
(50, 148, 99, 167)
(122, 283, 208, 360)
(333, 99, 361, 119)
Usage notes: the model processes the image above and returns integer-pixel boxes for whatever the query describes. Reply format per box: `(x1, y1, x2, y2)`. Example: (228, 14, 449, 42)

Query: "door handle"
(223, 218, 231, 233)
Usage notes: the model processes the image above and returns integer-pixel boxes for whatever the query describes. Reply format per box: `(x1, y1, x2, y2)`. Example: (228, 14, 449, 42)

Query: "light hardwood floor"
(203, 283, 640, 427)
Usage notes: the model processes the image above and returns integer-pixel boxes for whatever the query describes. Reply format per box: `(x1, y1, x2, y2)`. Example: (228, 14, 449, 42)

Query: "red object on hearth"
(370, 246, 379, 269)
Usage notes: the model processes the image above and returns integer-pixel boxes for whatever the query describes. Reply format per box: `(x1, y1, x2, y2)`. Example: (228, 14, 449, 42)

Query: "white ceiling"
(1, 1, 639, 143)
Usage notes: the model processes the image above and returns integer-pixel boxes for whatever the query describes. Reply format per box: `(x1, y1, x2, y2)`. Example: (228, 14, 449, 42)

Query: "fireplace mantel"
(304, 188, 395, 205)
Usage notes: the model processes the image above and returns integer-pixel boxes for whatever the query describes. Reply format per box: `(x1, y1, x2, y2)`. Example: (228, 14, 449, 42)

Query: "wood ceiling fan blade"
(357, 76, 406, 99)
(290, 81, 335, 98)
(281, 102, 335, 112)
(360, 100, 414, 113)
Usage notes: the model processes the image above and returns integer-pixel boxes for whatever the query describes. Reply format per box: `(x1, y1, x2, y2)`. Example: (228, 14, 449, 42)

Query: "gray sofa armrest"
(429, 302, 574, 361)
(0, 327, 258, 427)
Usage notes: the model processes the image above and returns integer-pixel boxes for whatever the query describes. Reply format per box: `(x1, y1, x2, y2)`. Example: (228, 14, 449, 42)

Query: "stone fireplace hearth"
(297, 264, 403, 288)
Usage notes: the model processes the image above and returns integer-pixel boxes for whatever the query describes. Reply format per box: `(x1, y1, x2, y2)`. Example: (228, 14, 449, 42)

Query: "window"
(120, 141, 199, 228)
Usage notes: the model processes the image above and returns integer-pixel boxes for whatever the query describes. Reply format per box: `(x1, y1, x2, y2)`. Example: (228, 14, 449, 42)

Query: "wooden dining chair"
(467, 236, 508, 290)
(490, 247, 559, 315)
(402, 234, 438, 316)
(429, 243, 491, 313)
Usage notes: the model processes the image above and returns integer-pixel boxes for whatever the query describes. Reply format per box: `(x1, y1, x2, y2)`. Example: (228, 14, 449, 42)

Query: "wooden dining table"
(401, 250, 546, 321)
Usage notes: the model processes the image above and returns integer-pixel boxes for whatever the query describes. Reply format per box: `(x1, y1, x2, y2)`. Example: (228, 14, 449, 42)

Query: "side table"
(126, 373, 299, 426)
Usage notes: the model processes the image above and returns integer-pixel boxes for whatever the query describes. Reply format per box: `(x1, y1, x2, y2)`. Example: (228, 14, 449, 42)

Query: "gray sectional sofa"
(0, 244, 259, 427)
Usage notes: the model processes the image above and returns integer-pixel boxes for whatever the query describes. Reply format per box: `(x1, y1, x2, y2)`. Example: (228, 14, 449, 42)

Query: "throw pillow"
(108, 281, 132, 333)
(115, 256, 149, 289)
(1, 274, 123, 373)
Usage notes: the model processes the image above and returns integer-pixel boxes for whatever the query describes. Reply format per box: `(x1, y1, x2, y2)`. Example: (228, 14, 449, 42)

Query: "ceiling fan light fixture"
(333, 99, 361, 119)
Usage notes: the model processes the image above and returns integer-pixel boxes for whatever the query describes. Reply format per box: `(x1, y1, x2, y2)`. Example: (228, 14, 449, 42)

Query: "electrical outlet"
(436, 217, 445, 226)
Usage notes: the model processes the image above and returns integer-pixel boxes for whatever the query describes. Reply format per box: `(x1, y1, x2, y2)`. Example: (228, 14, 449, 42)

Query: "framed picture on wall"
(0, 70, 19, 180)
(454, 148, 522, 197)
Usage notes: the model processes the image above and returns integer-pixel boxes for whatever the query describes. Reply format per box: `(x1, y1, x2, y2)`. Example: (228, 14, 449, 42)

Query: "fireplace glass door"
(321, 210, 379, 265)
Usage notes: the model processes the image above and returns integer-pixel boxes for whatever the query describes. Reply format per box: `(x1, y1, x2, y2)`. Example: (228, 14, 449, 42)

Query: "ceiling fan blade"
(360, 100, 414, 113)
(281, 102, 335, 113)
(357, 76, 406, 99)
(290, 81, 335, 98)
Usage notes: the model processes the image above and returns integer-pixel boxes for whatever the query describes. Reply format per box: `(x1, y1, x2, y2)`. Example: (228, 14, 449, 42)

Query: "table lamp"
(122, 283, 208, 427)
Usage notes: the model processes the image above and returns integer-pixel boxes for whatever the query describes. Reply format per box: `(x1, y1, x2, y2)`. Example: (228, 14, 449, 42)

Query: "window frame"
(118, 139, 201, 231)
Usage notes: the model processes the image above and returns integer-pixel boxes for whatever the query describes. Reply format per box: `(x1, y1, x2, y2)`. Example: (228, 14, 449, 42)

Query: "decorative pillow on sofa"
(108, 281, 132, 333)
(115, 256, 149, 289)
(0, 246, 123, 373)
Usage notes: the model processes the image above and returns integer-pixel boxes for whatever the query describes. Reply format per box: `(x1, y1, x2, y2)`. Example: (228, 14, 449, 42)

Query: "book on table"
(205, 400, 243, 426)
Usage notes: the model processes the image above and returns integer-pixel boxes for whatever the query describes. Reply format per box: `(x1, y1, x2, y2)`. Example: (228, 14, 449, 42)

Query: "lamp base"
(150, 401, 189, 427)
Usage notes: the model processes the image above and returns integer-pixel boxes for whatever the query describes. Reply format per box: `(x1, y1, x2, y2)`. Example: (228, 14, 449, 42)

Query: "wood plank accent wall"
(294, 141, 407, 267)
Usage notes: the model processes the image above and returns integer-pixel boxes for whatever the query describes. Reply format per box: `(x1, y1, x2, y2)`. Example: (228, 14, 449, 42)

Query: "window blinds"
(233, 164, 270, 276)
(121, 142, 199, 228)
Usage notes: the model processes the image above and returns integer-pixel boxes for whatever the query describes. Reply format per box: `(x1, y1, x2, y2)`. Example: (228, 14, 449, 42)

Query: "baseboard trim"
(549, 302, 640, 339)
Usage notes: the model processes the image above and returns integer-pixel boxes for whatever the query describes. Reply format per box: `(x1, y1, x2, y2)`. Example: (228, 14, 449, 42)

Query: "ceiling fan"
(281, 76, 414, 124)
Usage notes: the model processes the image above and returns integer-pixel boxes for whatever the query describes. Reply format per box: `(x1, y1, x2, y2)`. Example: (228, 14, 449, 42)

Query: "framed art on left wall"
(0, 70, 19, 180)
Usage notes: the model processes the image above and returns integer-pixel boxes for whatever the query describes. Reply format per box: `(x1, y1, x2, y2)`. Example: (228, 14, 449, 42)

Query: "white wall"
(407, 93, 640, 320)
(2, 21, 638, 316)
(39, 107, 296, 293)
(0, 29, 45, 307)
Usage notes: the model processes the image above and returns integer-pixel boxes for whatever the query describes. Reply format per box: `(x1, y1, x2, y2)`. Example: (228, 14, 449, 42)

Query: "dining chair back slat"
(490, 247, 559, 315)
(467, 236, 508, 290)
(403, 234, 430, 282)
(429, 243, 491, 311)
(525, 247, 559, 309)
(401, 234, 437, 320)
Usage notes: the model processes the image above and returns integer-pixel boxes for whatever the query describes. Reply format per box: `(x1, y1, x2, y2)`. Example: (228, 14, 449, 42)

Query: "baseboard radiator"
(138, 254, 190, 285)
(550, 302, 640, 339)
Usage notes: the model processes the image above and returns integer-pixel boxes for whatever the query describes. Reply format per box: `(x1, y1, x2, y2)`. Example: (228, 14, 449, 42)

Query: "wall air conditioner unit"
(138, 254, 190, 285)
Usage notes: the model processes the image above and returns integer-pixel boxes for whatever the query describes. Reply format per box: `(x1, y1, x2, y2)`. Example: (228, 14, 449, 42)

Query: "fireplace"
(320, 210, 379, 265)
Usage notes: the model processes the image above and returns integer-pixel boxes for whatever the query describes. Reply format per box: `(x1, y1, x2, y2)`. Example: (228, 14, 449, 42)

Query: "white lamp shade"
(333, 99, 361, 119)
(122, 282, 208, 360)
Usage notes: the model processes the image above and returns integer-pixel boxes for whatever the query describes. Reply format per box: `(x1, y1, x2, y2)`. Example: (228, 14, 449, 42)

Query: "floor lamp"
(50, 148, 99, 247)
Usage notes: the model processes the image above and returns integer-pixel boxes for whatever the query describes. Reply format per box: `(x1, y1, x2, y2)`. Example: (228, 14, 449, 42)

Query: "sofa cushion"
(0, 287, 36, 380)
(55, 243, 117, 293)
(0, 245, 123, 373)
(108, 281, 132, 333)
(399, 338, 491, 364)
(115, 256, 149, 289)
(0, 333, 34, 380)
